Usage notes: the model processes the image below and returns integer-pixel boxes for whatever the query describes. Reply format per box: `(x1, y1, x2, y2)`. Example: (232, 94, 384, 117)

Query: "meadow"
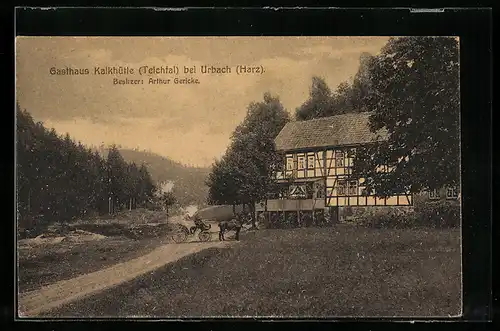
(46, 225, 461, 318)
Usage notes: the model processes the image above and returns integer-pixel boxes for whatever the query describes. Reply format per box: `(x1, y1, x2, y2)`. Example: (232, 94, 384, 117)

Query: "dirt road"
(18, 239, 233, 317)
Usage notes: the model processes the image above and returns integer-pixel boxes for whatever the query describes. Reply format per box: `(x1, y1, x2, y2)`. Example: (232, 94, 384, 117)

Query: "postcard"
(16, 36, 462, 318)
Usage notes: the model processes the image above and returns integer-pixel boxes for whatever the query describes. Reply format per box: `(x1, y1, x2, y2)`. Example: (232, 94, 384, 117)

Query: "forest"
(16, 105, 157, 230)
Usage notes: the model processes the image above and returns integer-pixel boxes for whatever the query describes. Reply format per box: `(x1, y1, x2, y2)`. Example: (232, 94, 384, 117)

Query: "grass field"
(18, 236, 170, 293)
(47, 225, 462, 317)
(17, 208, 186, 293)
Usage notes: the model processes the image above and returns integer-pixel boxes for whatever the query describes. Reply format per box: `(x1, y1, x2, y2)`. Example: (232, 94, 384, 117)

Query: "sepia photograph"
(15, 36, 461, 318)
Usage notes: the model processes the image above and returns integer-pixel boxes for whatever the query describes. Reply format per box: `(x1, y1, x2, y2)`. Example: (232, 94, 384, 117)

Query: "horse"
(219, 213, 247, 241)
(218, 218, 243, 241)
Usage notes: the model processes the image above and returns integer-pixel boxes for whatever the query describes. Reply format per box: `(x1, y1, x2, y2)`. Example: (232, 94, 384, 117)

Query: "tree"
(295, 67, 375, 121)
(16, 106, 159, 234)
(124, 162, 141, 210)
(138, 163, 156, 207)
(349, 52, 376, 112)
(295, 76, 336, 120)
(152, 181, 177, 219)
(330, 81, 353, 112)
(352, 37, 460, 196)
(160, 192, 176, 220)
(106, 145, 128, 212)
(207, 92, 290, 227)
(206, 155, 241, 207)
(16, 105, 35, 223)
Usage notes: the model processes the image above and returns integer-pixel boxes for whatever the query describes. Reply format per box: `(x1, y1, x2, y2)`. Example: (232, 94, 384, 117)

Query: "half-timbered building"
(256, 112, 413, 226)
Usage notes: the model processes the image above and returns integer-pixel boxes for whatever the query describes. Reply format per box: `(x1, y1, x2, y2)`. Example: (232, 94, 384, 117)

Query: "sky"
(16, 36, 389, 167)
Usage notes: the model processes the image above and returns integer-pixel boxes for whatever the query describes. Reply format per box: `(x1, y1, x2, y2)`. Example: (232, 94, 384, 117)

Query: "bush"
(256, 212, 269, 229)
(262, 210, 330, 229)
(257, 212, 269, 229)
(285, 212, 298, 228)
(354, 207, 416, 229)
(353, 200, 460, 229)
(414, 200, 460, 228)
(316, 209, 330, 227)
(267, 212, 280, 229)
(299, 211, 313, 227)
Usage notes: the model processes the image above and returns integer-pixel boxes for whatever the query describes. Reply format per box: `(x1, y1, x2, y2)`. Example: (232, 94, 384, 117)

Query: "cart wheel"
(172, 231, 188, 243)
(198, 231, 212, 242)
(171, 229, 188, 243)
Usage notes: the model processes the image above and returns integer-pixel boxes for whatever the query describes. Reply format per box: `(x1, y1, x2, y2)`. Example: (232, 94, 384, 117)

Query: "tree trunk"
(265, 198, 269, 226)
(312, 192, 317, 226)
(250, 202, 257, 229)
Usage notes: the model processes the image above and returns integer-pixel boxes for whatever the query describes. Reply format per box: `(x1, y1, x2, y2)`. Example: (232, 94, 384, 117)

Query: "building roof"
(274, 112, 388, 151)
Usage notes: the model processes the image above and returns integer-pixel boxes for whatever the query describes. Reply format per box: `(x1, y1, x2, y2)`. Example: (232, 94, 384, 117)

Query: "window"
(348, 180, 358, 195)
(289, 185, 306, 198)
(297, 156, 305, 170)
(335, 151, 344, 167)
(307, 155, 315, 169)
(429, 189, 439, 200)
(337, 180, 347, 196)
(286, 157, 294, 170)
(446, 187, 459, 199)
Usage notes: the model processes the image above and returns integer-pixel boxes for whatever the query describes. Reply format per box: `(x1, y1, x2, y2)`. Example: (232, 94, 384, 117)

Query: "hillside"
(95, 147, 211, 207)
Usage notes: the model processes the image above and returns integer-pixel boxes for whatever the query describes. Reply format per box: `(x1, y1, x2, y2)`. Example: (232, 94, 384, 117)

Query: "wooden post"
(312, 181, 317, 226)
(265, 198, 269, 226)
(108, 196, 112, 215)
(297, 198, 301, 228)
(27, 189, 31, 213)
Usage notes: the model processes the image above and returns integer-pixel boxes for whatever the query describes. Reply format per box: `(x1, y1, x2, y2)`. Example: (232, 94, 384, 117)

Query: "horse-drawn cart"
(170, 205, 249, 243)
(170, 217, 213, 243)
